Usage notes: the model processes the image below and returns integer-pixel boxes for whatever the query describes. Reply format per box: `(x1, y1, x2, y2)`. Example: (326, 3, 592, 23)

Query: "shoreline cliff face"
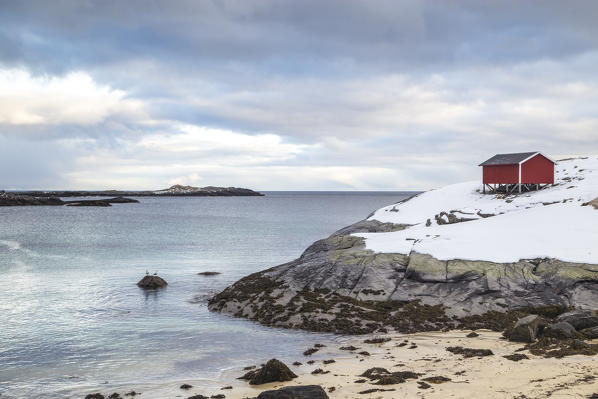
(209, 157, 598, 334)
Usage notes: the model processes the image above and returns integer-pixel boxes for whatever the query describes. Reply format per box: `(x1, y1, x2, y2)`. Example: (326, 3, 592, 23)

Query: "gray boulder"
(580, 326, 598, 339)
(257, 385, 328, 399)
(509, 315, 549, 342)
(555, 309, 598, 330)
(544, 321, 577, 339)
(239, 359, 297, 385)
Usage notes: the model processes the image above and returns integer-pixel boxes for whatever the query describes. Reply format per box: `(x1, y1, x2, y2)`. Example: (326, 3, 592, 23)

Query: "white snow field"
(356, 156, 598, 264)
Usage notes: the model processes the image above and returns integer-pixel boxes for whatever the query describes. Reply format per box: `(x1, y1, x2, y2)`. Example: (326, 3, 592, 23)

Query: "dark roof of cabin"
(479, 152, 540, 166)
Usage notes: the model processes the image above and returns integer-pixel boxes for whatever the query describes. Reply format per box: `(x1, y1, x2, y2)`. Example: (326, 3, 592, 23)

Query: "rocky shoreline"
(0, 191, 140, 207)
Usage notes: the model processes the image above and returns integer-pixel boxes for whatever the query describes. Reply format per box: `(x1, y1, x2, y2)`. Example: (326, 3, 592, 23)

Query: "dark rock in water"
(303, 348, 319, 356)
(198, 271, 221, 276)
(187, 395, 208, 399)
(339, 345, 359, 351)
(108, 394, 121, 399)
(211, 395, 225, 399)
(417, 381, 431, 389)
(446, 346, 493, 358)
(105, 196, 140, 203)
(543, 321, 577, 339)
(256, 385, 328, 399)
(85, 394, 105, 399)
(180, 384, 193, 390)
(555, 309, 598, 330)
(466, 332, 479, 338)
(123, 392, 138, 397)
(137, 275, 168, 289)
(508, 315, 549, 342)
(238, 359, 297, 385)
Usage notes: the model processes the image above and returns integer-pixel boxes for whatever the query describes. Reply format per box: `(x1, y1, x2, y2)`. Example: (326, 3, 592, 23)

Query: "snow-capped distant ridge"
(357, 156, 598, 264)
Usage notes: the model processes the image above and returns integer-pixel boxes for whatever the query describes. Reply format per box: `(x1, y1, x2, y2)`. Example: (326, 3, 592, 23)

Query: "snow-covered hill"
(358, 157, 598, 263)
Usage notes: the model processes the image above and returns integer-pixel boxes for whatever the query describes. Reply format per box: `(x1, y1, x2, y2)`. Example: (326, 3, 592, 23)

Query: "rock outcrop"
(10, 185, 263, 198)
(0, 191, 64, 206)
(508, 315, 548, 342)
(209, 213, 598, 335)
(0, 191, 139, 207)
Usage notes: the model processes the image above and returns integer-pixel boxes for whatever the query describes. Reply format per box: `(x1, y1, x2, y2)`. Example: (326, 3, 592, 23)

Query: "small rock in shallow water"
(180, 384, 193, 390)
(137, 275, 167, 289)
(417, 381, 432, 389)
(339, 345, 359, 351)
(85, 394, 104, 399)
(198, 271, 221, 276)
(303, 348, 319, 356)
(466, 332, 480, 338)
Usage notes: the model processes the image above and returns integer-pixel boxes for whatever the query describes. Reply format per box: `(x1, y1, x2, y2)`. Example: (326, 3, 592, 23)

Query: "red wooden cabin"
(479, 152, 554, 193)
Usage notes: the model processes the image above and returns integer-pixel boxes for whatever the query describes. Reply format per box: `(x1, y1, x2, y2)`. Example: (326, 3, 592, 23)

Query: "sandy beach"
(102, 330, 598, 399)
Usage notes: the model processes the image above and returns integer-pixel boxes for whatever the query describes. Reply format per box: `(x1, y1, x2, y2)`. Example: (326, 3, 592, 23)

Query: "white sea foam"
(0, 239, 21, 251)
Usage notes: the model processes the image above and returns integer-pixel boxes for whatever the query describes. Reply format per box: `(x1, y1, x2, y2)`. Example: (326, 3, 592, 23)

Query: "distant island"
(0, 185, 263, 206)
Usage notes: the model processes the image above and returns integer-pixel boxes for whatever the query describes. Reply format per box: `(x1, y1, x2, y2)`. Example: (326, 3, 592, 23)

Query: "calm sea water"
(0, 191, 415, 398)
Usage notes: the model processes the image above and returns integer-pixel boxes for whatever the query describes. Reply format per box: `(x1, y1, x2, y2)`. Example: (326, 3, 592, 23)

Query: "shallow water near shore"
(0, 191, 415, 399)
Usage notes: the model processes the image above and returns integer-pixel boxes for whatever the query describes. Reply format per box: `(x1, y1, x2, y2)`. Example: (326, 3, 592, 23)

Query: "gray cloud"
(0, 0, 598, 189)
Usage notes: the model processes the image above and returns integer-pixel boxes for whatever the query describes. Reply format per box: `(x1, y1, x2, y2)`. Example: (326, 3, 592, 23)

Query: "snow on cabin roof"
(479, 152, 541, 166)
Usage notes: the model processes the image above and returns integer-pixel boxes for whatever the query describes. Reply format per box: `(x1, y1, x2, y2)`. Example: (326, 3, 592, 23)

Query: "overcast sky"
(1, 0, 597, 190)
